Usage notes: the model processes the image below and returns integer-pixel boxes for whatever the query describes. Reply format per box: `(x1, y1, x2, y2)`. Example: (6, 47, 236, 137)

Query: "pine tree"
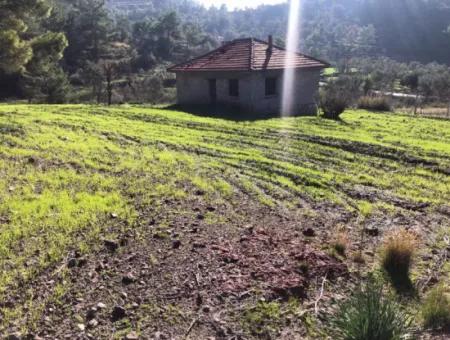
(0, 0, 51, 73)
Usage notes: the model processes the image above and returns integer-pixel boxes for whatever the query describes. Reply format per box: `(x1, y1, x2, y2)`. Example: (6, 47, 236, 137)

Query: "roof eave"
(170, 64, 329, 73)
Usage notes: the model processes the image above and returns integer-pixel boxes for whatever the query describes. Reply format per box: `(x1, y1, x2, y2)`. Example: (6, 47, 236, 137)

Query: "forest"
(1, 0, 450, 105)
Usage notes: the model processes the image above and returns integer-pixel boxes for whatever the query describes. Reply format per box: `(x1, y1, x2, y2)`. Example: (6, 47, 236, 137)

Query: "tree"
(62, 0, 113, 72)
(99, 42, 134, 105)
(0, 0, 51, 74)
(0, 0, 69, 102)
(401, 72, 420, 114)
(21, 64, 71, 103)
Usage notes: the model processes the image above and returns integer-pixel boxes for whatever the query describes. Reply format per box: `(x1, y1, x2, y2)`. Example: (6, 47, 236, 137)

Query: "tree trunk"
(106, 72, 112, 106)
(413, 93, 419, 115)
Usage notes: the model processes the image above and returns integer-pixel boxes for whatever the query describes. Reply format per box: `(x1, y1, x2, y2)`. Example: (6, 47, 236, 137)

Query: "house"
(168, 36, 329, 116)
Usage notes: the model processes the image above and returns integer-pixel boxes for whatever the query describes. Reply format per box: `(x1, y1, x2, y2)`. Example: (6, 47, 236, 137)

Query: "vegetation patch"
(357, 96, 392, 112)
(381, 229, 418, 291)
(331, 280, 413, 340)
(0, 105, 448, 338)
(243, 301, 282, 336)
(422, 284, 450, 331)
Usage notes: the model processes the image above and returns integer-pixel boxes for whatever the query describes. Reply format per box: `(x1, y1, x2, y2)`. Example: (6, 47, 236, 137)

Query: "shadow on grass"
(384, 269, 417, 298)
(164, 104, 317, 122)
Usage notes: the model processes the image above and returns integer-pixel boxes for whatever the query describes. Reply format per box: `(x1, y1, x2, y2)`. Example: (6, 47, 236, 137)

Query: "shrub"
(357, 96, 392, 111)
(381, 229, 418, 281)
(332, 280, 412, 340)
(319, 87, 350, 120)
(422, 285, 450, 330)
(319, 77, 354, 119)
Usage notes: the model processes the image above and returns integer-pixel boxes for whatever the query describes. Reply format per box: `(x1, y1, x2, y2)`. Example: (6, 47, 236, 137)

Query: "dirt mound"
(210, 228, 348, 299)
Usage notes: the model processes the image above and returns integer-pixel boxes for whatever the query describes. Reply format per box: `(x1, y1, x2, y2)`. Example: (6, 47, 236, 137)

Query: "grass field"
(0, 105, 449, 338)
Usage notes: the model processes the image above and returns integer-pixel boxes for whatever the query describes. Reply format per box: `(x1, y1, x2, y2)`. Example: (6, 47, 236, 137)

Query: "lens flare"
(281, 0, 301, 116)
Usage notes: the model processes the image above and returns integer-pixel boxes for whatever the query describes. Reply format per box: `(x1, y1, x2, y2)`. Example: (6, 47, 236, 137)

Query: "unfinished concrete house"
(168, 36, 329, 116)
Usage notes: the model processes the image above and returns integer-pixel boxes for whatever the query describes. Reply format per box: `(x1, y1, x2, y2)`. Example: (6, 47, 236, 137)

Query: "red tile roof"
(168, 38, 329, 72)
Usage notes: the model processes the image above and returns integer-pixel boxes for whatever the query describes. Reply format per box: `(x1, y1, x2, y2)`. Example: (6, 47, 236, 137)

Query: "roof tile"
(169, 38, 329, 72)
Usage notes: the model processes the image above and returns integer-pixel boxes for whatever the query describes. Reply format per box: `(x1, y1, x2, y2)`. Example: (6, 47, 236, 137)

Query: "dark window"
(265, 77, 277, 96)
(229, 79, 239, 97)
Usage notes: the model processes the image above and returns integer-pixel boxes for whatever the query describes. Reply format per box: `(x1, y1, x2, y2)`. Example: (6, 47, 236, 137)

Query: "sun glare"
(281, 0, 301, 116)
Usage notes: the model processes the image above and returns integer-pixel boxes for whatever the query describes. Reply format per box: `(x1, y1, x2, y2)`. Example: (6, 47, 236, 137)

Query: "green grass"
(331, 280, 413, 340)
(422, 284, 450, 330)
(0, 104, 449, 333)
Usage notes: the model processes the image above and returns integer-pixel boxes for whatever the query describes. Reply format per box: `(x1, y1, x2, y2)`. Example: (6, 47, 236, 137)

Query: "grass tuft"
(331, 229, 349, 256)
(422, 284, 450, 331)
(381, 229, 418, 285)
(332, 280, 412, 340)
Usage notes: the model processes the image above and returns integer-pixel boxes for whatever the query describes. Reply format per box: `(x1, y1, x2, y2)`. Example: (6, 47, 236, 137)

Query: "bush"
(358, 96, 392, 111)
(422, 285, 450, 330)
(381, 229, 418, 280)
(332, 280, 412, 340)
(319, 88, 350, 119)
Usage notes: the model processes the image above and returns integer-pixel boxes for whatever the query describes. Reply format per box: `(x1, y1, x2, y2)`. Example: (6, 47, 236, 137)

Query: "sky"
(197, 0, 287, 10)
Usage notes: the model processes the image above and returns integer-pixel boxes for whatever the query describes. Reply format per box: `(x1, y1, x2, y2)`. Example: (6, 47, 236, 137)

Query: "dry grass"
(331, 229, 349, 256)
(398, 106, 450, 118)
(357, 96, 392, 111)
(381, 229, 418, 280)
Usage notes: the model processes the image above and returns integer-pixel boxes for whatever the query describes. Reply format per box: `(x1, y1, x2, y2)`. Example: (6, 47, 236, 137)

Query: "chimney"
(268, 35, 273, 52)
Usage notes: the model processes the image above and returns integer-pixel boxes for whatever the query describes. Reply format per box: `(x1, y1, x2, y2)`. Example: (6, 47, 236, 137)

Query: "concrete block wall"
(175, 68, 321, 115)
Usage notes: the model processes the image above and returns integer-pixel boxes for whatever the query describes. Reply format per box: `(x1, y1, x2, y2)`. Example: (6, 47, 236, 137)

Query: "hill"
(0, 105, 449, 338)
(108, 0, 450, 64)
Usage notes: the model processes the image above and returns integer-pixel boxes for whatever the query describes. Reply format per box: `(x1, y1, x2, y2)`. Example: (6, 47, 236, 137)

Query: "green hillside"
(0, 105, 449, 338)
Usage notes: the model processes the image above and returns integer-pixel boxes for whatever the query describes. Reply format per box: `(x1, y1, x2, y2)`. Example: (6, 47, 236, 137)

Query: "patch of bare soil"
(2, 191, 449, 339)
(209, 228, 347, 299)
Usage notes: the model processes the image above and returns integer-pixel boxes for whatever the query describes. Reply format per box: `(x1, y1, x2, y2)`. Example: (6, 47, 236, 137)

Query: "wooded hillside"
(1, 0, 450, 104)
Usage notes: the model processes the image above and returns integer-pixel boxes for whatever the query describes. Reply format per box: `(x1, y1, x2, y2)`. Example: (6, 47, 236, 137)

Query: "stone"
(125, 331, 139, 340)
(194, 190, 205, 196)
(77, 323, 86, 331)
(122, 273, 136, 285)
(192, 242, 206, 249)
(104, 239, 119, 252)
(302, 228, 315, 237)
(77, 258, 88, 267)
(86, 307, 97, 320)
(87, 319, 98, 328)
(364, 227, 379, 237)
(97, 302, 107, 309)
(111, 306, 126, 321)
(172, 240, 181, 249)
(67, 258, 78, 268)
